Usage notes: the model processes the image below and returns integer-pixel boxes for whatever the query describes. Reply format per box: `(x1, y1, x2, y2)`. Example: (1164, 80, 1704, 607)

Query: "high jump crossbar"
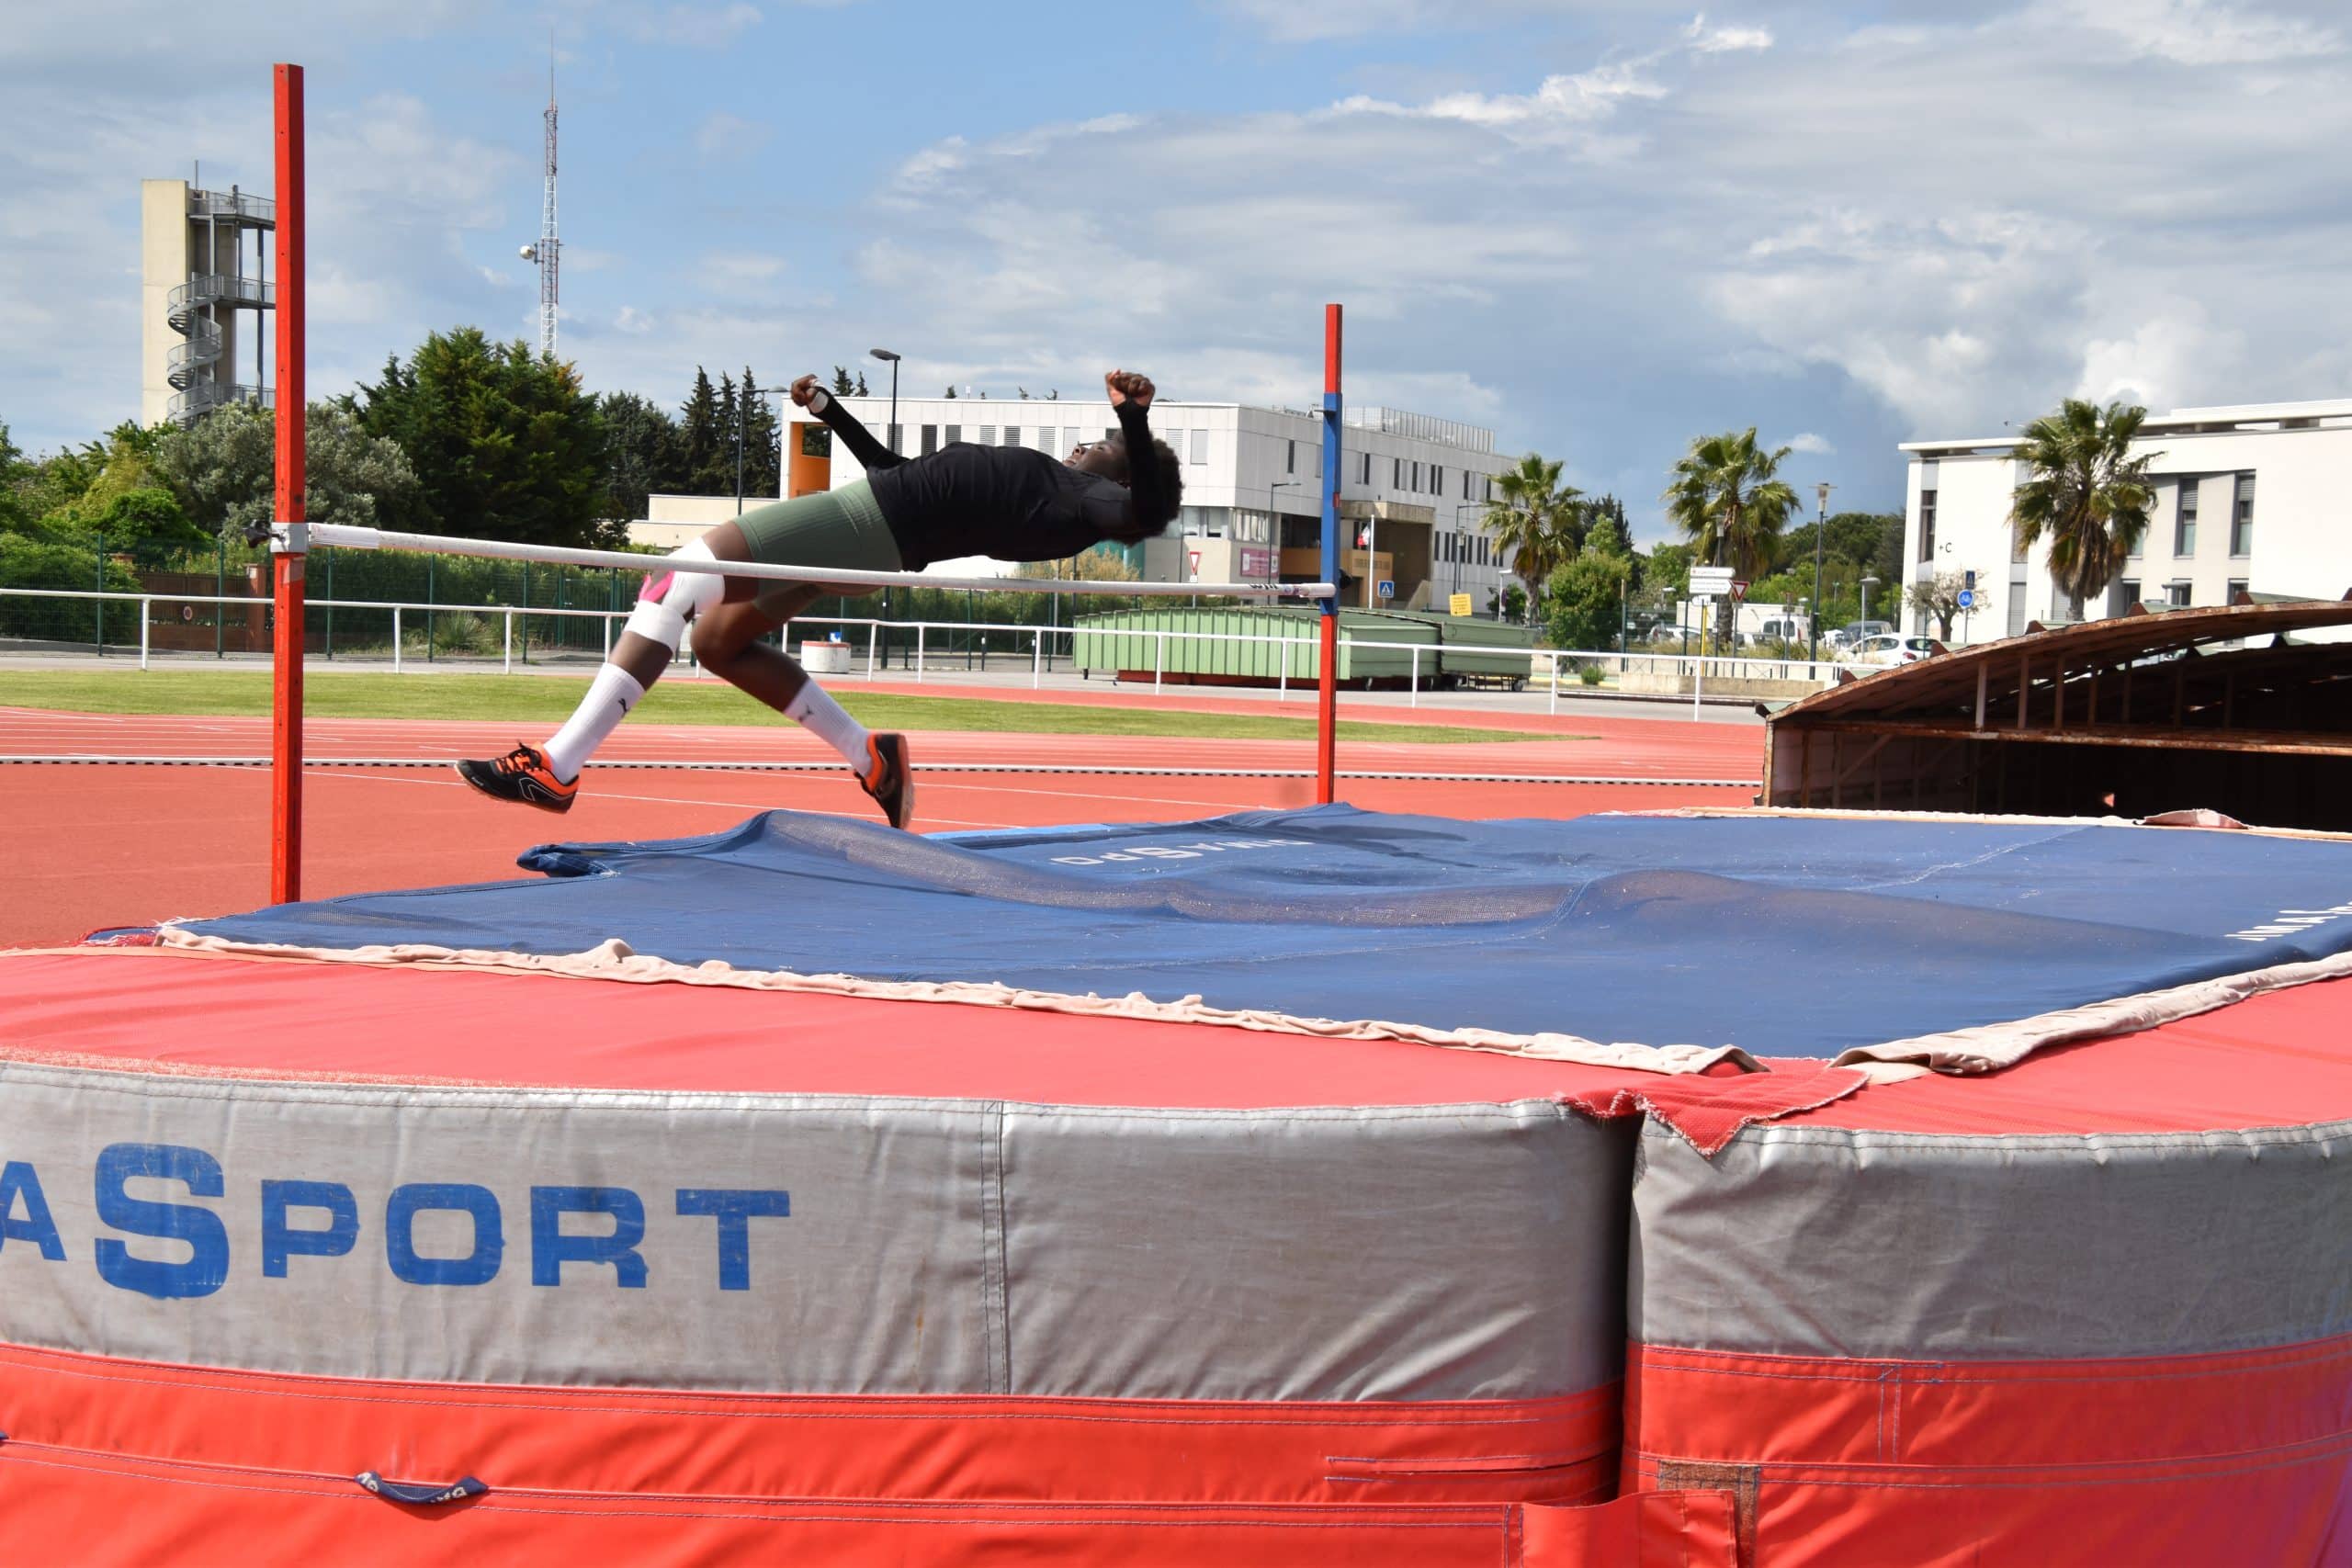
(289, 523, 1336, 601)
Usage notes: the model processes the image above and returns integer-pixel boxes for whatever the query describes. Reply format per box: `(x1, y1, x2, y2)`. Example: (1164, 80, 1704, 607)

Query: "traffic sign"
(1447, 592, 1473, 617)
(1957, 588, 1975, 610)
(1689, 566, 1735, 595)
(1376, 579, 1396, 601)
(1731, 578, 1749, 601)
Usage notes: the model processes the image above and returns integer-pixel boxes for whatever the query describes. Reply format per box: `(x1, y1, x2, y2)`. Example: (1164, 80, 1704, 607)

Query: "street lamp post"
(1811, 481, 1832, 663)
(1268, 480, 1301, 588)
(1861, 573, 1881, 629)
(869, 348, 901, 454)
(1451, 502, 1483, 604)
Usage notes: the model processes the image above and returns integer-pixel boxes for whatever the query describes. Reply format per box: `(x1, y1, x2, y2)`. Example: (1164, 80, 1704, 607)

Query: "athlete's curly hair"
(1100, 436, 1184, 543)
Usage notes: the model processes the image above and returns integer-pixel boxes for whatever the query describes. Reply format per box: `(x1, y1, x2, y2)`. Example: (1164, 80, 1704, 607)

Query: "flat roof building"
(810, 396, 1516, 610)
(1900, 400, 2352, 644)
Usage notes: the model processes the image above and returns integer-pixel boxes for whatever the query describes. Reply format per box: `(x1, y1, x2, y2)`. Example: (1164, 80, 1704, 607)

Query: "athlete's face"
(1065, 436, 1128, 482)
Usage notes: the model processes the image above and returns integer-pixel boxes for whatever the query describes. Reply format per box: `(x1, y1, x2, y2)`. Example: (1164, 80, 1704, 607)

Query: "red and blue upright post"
(1317, 304, 1342, 804)
(271, 62, 306, 903)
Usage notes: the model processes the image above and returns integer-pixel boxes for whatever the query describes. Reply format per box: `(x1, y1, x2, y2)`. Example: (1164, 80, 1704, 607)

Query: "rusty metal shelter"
(1764, 600, 2352, 830)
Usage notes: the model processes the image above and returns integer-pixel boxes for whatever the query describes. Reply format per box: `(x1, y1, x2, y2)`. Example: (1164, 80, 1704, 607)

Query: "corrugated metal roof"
(1771, 599, 2352, 729)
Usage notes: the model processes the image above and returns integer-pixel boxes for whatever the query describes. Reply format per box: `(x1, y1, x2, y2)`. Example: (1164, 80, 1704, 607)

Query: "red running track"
(0, 760, 1752, 950)
(0, 705, 1763, 784)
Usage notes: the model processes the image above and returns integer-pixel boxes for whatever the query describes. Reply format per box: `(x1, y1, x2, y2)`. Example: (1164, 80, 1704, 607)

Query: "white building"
(1901, 400, 2352, 644)
(817, 396, 1517, 611)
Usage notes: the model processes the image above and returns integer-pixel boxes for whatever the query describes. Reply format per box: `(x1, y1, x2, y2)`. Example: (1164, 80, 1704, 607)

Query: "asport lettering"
(0, 1145, 789, 1301)
(1049, 836, 1312, 867)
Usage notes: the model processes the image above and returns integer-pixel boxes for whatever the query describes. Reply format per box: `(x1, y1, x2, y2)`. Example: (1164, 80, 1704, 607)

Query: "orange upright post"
(1317, 304, 1342, 804)
(270, 63, 306, 903)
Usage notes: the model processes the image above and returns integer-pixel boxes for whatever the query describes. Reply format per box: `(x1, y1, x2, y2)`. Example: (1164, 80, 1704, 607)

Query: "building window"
(2232, 474, 2254, 557)
(1393, 457, 1403, 488)
(1191, 429, 1208, 466)
(980, 425, 997, 446)
(1360, 452, 1371, 483)
(1430, 465, 1443, 496)
(1003, 426, 1023, 446)
(2175, 479, 2198, 556)
(944, 424, 962, 445)
(921, 424, 938, 456)
(2012, 525, 2029, 564)
(1917, 489, 1937, 563)
(1286, 439, 1296, 474)
(2114, 579, 2140, 616)
(2227, 577, 2249, 605)
(888, 423, 903, 455)
(2166, 581, 2192, 608)
(1063, 426, 1080, 453)
(1102, 427, 1119, 444)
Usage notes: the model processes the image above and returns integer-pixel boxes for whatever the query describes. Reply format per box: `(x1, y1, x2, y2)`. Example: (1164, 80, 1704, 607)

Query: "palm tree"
(1481, 453, 1584, 617)
(1664, 429, 1797, 649)
(2009, 400, 2158, 621)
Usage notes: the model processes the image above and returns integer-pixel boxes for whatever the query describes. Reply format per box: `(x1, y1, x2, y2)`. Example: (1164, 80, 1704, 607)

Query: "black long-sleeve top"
(811, 394, 1174, 570)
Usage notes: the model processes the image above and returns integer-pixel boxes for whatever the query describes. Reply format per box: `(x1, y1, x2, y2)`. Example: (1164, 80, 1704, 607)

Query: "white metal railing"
(0, 586, 1842, 706)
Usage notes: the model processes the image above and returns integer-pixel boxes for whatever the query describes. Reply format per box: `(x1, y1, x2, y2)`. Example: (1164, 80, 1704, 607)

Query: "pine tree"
(831, 366, 854, 396)
(348, 328, 605, 547)
(702, 373, 740, 494)
(679, 368, 719, 493)
(855, 371, 869, 396)
(741, 367, 781, 498)
(944, 386, 958, 399)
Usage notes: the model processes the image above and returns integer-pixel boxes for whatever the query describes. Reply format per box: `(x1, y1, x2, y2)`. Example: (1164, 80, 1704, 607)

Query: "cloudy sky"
(6, 0, 2346, 539)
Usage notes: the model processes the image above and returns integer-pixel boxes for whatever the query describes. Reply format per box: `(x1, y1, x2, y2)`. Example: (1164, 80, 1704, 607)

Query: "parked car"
(1836, 620, 1893, 647)
(1840, 634, 1939, 667)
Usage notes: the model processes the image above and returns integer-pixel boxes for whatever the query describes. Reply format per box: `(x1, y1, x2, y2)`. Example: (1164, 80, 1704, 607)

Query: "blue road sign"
(1957, 588, 1976, 610)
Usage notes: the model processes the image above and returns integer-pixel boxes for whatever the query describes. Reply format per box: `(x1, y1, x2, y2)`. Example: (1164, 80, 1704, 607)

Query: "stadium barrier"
(0, 586, 1843, 709)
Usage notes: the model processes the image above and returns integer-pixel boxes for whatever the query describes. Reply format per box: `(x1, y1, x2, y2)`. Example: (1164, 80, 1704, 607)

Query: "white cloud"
(2049, 0, 2343, 66)
(1681, 13, 1773, 53)
(1787, 432, 1835, 455)
(693, 111, 772, 159)
(622, 3, 763, 50)
(699, 251, 788, 291)
(1210, 0, 1574, 44)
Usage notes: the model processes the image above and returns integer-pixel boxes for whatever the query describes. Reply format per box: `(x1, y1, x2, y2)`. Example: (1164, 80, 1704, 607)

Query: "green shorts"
(732, 480, 902, 613)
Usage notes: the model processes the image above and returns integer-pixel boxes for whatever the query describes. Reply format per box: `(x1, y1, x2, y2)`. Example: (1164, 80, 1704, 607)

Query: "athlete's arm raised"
(1104, 369, 1174, 532)
(791, 374, 905, 471)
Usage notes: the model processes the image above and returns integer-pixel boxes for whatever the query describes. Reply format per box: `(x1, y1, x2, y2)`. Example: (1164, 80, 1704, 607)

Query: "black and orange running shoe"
(456, 741, 578, 814)
(858, 733, 915, 830)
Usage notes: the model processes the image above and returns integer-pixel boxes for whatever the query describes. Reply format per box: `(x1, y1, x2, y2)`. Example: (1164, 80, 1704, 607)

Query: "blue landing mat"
(180, 806, 2352, 1057)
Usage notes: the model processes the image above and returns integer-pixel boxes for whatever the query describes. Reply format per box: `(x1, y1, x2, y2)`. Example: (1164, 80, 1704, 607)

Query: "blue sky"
(6, 0, 2348, 541)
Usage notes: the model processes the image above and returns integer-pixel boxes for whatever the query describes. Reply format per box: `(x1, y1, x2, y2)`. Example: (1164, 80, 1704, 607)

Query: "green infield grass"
(5, 670, 1558, 746)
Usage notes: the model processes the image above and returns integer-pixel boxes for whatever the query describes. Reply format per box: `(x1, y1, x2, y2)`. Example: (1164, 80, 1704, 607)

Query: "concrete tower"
(141, 177, 276, 426)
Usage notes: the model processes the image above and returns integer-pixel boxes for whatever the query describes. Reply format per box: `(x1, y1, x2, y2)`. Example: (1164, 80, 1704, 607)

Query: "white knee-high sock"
(785, 681, 872, 770)
(541, 663, 646, 782)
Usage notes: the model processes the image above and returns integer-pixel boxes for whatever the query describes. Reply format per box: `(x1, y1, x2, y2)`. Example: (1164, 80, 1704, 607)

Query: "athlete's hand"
(1104, 369, 1155, 411)
(789, 374, 825, 410)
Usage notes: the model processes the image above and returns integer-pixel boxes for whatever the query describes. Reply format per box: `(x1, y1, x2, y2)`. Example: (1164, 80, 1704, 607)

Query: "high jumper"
(457, 368, 1183, 829)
